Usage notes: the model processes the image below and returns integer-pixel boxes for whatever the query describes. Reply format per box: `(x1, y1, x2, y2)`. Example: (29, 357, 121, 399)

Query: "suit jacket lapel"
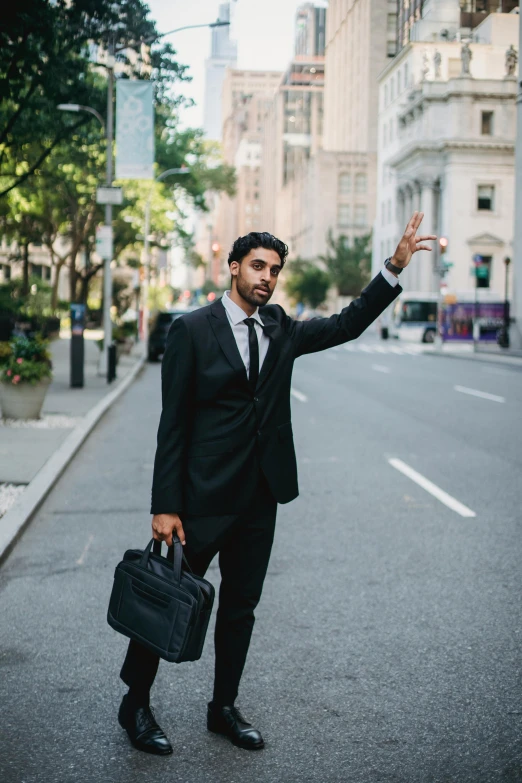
(257, 311, 283, 391)
(209, 299, 249, 386)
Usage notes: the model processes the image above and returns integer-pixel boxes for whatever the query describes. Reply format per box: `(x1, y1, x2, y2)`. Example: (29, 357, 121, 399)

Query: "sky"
(145, 0, 305, 130)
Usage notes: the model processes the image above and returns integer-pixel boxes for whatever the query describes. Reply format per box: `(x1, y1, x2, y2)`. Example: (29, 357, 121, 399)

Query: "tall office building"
(203, 2, 238, 141)
(295, 1, 328, 57)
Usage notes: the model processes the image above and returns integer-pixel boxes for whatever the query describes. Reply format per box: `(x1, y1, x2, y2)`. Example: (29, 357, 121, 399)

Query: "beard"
(236, 271, 273, 307)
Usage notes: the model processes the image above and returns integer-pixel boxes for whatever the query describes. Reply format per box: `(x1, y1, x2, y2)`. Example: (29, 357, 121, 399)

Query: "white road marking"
(326, 353, 338, 361)
(76, 534, 94, 565)
(291, 388, 308, 403)
(344, 344, 355, 351)
(372, 364, 391, 373)
(454, 385, 505, 403)
(359, 345, 373, 353)
(388, 458, 476, 518)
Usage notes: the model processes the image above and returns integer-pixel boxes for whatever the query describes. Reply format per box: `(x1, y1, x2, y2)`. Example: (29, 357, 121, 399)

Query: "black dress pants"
(120, 472, 277, 706)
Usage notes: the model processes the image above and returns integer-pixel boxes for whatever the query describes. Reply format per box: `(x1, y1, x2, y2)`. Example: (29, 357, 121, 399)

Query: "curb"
(0, 356, 147, 566)
(424, 349, 522, 368)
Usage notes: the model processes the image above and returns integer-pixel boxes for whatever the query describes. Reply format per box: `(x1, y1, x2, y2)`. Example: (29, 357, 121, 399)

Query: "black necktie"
(244, 318, 259, 389)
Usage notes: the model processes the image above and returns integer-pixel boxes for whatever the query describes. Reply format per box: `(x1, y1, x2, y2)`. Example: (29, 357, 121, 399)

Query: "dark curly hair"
(227, 232, 288, 268)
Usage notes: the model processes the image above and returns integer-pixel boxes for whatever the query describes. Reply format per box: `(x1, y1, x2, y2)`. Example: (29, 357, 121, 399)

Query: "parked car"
(147, 308, 197, 362)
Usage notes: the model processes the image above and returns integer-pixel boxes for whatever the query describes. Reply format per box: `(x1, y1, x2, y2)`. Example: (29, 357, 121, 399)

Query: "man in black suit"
(118, 212, 435, 754)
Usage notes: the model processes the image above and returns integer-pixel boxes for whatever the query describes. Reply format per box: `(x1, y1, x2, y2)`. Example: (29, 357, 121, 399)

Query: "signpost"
(96, 187, 123, 205)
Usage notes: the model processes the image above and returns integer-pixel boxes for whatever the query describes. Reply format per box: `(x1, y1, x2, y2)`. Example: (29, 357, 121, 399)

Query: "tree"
(0, 0, 162, 197)
(1, 0, 236, 310)
(284, 259, 331, 310)
(320, 231, 372, 297)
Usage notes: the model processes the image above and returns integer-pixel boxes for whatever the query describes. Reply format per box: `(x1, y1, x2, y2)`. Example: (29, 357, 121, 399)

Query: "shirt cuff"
(381, 266, 400, 288)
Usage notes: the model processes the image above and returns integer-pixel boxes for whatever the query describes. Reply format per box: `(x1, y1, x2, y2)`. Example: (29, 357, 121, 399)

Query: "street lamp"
(59, 18, 227, 374)
(141, 168, 190, 356)
(58, 55, 115, 379)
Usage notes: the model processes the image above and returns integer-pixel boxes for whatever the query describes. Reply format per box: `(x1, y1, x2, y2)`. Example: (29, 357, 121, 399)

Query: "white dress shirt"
(222, 290, 270, 375)
(222, 270, 397, 374)
(381, 265, 400, 287)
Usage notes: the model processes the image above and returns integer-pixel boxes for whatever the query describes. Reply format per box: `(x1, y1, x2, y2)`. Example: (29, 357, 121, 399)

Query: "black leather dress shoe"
(118, 695, 173, 755)
(207, 702, 264, 750)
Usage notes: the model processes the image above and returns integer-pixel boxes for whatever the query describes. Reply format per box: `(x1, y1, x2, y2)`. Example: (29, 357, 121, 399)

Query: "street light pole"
(141, 168, 189, 358)
(512, 7, 522, 348)
(58, 49, 115, 381)
(101, 46, 115, 379)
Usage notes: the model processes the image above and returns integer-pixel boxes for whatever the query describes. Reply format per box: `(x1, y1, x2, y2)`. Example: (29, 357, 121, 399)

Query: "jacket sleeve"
(287, 272, 402, 358)
(150, 317, 195, 515)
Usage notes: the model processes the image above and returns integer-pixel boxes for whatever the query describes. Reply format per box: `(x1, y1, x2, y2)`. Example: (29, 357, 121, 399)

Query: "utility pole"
(511, 8, 522, 348)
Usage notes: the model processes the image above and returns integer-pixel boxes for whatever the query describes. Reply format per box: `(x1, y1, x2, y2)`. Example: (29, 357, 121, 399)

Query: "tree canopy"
(320, 231, 372, 297)
(0, 0, 236, 306)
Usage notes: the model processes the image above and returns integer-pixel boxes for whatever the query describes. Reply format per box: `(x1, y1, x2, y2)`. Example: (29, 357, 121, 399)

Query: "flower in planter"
(0, 336, 52, 386)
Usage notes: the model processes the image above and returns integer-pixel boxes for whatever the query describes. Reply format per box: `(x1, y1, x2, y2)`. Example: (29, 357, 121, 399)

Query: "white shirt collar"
(222, 290, 264, 327)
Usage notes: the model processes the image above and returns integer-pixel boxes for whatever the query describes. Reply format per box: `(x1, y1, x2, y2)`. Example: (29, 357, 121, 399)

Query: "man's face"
(230, 248, 282, 308)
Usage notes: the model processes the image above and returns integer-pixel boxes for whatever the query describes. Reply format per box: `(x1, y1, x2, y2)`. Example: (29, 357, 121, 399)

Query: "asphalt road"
(1, 334, 521, 783)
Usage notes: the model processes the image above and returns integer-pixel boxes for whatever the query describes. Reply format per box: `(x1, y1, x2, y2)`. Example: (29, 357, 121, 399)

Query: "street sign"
(95, 225, 113, 260)
(476, 265, 489, 278)
(96, 187, 123, 205)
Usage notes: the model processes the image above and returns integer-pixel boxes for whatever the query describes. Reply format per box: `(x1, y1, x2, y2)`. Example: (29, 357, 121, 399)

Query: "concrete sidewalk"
(426, 344, 522, 367)
(0, 332, 145, 557)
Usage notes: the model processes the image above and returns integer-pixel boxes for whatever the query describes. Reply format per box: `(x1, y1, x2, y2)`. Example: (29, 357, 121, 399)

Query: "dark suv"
(147, 309, 195, 362)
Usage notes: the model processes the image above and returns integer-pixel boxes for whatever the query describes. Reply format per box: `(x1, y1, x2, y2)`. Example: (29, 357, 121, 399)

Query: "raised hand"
(392, 211, 437, 270)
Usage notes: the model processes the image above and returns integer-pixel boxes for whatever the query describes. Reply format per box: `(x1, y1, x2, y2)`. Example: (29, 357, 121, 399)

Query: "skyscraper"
(203, 2, 238, 141)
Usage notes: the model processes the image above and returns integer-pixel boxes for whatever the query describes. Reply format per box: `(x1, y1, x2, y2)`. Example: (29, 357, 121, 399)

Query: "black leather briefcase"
(107, 537, 215, 663)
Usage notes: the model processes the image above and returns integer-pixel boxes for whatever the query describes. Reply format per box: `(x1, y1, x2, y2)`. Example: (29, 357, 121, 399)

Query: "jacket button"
(254, 397, 259, 402)
(257, 430, 261, 436)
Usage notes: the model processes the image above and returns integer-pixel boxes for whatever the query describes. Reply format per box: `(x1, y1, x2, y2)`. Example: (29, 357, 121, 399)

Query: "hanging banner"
(115, 80, 154, 180)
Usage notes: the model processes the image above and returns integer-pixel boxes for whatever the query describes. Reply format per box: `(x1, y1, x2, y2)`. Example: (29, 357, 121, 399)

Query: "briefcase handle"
(140, 538, 184, 584)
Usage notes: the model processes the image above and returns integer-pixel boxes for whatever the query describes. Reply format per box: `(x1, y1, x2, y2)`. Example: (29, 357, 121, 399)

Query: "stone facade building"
(373, 10, 519, 299)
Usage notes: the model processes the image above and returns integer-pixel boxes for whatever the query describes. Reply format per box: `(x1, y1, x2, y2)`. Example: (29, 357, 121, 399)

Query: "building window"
(476, 255, 492, 288)
(246, 204, 252, 213)
(254, 191, 259, 200)
(477, 185, 494, 211)
(354, 205, 367, 226)
(355, 173, 367, 194)
(384, 85, 388, 106)
(338, 204, 351, 227)
(387, 200, 392, 223)
(382, 202, 386, 224)
(481, 111, 493, 136)
(338, 172, 351, 195)
(404, 63, 408, 88)
(4, 264, 11, 280)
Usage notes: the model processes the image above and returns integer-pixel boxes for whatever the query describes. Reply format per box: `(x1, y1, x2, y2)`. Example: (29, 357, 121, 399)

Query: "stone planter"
(0, 377, 51, 420)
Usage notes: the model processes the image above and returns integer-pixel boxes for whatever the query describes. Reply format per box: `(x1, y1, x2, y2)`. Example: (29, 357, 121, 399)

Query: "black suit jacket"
(150, 272, 401, 517)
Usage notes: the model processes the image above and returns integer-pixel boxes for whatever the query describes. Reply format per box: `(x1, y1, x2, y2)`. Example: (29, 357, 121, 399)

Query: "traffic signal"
(439, 237, 448, 254)
(211, 242, 220, 255)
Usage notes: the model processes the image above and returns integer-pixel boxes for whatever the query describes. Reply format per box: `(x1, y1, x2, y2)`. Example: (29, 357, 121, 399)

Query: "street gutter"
(0, 356, 146, 566)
